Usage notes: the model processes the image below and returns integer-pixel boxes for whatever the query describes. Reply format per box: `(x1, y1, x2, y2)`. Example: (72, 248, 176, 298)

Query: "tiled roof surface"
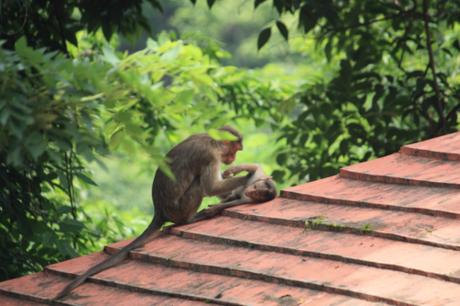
(1, 131, 460, 305)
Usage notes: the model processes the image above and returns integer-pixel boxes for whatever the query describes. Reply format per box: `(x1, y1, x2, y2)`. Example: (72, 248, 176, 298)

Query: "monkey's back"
(151, 134, 218, 223)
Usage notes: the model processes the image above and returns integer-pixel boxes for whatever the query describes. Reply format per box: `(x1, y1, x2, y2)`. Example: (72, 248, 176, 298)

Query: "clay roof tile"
(2, 131, 460, 305)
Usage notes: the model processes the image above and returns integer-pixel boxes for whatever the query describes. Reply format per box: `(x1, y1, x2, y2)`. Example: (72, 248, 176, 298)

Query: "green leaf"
(276, 21, 289, 41)
(207, 0, 216, 8)
(102, 46, 119, 65)
(57, 206, 73, 214)
(276, 152, 287, 165)
(150, 0, 163, 13)
(453, 39, 460, 51)
(101, 23, 113, 40)
(57, 239, 79, 257)
(208, 128, 238, 141)
(255, 0, 267, 8)
(257, 27, 271, 50)
(27, 140, 47, 161)
(271, 169, 285, 181)
(299, 5, 318, 33)
(66, 32, 78, 46)
(328, 134, 348, 155)
(60, 219, 85, 232)
(273, 0, 284, 13)
(157, 158, 175, 181)
(81, 93, 104, 102)
(14, 37, 27, 52)
(76, 172, 98, 186)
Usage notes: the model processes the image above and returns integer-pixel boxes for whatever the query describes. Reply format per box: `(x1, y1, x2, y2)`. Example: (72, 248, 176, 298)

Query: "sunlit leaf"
(81, 93, 104, 102)
(208, 128, 239, 141)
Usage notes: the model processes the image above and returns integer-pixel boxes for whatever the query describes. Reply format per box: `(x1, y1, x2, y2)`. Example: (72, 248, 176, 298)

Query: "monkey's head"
(245, 178, 277, 202)
(218, 126, 243, 165)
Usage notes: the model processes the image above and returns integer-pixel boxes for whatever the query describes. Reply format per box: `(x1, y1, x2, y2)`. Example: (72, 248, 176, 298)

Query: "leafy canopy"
(0, 32, 287, 280)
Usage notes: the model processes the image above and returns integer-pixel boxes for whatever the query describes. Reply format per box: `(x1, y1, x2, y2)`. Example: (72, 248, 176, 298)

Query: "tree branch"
(322, 15, 396, 35)
(394, 20, 414, 73)
(422, 0, 445, 132)
(52, 1, 68, 53)
(446, 103, 460, 123)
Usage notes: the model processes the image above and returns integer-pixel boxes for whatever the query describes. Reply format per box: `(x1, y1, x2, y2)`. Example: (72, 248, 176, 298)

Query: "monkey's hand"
(223, 164, 259, 178)
(222, 169, 234, 179)
(222, 167, 244, 178)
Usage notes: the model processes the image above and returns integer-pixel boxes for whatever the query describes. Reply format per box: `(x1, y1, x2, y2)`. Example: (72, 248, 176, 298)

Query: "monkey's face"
(245, 180, 276, 202)
(221, 141, 242, 165)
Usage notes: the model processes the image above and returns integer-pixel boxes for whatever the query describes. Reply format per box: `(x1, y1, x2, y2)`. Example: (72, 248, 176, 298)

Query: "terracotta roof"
(1, 131, 460, 305)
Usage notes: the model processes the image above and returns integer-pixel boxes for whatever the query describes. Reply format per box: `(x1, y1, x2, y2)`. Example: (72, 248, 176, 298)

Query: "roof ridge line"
(280, 190, 460, 219)
(400, 146, 460, 161)
(169, 226, 460, 285)
(102, 245, 414, 306)
(222, 210, 460, 251)
(45, 267, 243, 306)
(339, 166, 460, 189)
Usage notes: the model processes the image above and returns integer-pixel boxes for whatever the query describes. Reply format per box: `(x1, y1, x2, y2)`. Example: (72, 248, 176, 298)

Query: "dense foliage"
(0, 0, 162, 52)
(1, 38, 107, 279)
(250, 0, 460, 180)
(0, 33, 286, 280)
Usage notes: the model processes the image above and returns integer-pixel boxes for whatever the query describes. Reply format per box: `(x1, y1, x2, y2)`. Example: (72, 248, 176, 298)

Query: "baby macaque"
(222, 163, 276, 202)
(192, 164, 276, 222)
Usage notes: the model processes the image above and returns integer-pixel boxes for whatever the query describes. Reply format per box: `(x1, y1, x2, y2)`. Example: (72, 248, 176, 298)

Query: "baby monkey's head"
(244, 178, 277, 203)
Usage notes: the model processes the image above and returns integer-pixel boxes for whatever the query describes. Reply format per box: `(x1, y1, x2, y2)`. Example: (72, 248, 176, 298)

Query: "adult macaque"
(192, 163, 277, 222)
(55, 126, 249, 300)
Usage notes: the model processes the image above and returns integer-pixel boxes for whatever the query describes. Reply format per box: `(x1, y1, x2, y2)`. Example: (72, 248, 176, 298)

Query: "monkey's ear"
(233, 141, 242, 151)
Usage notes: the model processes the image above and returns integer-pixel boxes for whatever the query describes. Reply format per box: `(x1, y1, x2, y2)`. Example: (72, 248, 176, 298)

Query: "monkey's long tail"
(54, 217, 163, 300)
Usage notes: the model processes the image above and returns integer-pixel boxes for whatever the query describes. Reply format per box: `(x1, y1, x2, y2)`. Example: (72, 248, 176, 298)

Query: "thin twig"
(64, 152, 76, 219)
(446, 103, 460, 123)
(394, 30, 411, 73)
(52, 1, 68, 52)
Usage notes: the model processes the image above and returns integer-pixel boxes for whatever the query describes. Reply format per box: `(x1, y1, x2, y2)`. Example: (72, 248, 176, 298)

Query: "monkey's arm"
(191, 198, 251, 222)
(223, 163, 260, 178)
(201, 162, 249, 196)
(219, 192, 241, 202)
